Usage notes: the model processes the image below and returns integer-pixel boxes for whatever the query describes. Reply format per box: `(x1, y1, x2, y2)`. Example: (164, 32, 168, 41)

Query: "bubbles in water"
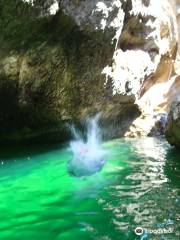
(67, 114, 106, 177)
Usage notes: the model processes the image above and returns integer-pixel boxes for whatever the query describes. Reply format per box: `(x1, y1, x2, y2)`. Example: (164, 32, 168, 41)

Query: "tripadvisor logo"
(135, 227, 174, 236)
(135, 227, 144, 235)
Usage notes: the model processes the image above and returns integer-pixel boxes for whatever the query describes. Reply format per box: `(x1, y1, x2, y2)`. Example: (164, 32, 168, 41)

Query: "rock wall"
(165, 100, 180, 147)
(164, 0, 180, 147)
(0, 0, 179, 143)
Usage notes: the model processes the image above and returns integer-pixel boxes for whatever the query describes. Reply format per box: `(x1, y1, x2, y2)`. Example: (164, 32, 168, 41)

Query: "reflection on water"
(0, 137, 179, 240)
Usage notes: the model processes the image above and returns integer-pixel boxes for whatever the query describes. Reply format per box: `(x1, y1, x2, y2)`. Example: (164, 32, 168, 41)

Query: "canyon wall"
(165, 99, 180, 147)
(0, 0, 179, 143)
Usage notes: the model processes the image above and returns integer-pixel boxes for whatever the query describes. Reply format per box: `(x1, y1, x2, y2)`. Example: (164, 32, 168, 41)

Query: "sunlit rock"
(102, 49, 155, 95)
(23, 0, 59, 16)
(60, 0, 177, 97)
(60, 0, 125, 40)
(60, 0, 178, 138)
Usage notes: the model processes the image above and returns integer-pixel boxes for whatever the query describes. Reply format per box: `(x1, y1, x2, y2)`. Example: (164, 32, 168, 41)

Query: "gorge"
(0, 0, 179, 145)
(0, 1, 179, 240)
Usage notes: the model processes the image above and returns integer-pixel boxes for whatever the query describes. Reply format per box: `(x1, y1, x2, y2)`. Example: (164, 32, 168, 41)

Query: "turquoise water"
(0, 137, 179, 240)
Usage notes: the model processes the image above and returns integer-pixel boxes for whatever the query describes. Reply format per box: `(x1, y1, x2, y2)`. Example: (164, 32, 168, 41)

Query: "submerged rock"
(165, 100, 180, 148)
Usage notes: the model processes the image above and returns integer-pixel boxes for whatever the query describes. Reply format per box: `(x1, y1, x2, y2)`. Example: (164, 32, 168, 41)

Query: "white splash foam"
(68, 115, 106, 177)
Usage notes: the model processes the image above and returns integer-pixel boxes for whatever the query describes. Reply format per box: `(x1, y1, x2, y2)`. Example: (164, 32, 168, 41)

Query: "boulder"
(165, 100, 180, 147)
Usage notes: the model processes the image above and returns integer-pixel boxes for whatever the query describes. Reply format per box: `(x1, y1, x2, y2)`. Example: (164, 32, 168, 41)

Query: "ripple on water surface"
(0, 138, 179, 240)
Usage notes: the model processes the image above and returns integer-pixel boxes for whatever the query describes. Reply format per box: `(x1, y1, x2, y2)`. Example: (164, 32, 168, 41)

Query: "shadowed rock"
(165, 100, 180, 148)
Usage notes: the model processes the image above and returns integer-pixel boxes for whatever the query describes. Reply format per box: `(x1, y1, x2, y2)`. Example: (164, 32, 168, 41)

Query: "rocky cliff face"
(165, 99, 180, 147)
(0, 0, 179, 143)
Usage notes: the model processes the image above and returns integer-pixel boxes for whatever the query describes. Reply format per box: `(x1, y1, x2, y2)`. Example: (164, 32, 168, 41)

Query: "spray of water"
(67, 115, 106, 177)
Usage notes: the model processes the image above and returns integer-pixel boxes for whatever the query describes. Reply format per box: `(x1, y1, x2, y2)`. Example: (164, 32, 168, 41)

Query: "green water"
(0, 137, 179, 240)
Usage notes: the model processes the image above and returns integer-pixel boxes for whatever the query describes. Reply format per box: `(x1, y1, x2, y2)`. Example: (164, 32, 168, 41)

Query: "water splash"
(68, 115, 106, 177)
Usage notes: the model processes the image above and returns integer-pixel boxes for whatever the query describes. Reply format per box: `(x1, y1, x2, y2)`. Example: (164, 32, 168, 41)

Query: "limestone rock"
(60, 0, 177, 96)
(23, 0, 59, 16)
(60, 0, 179, 139)
(165, 100, 180, 147)
(0, 0, 179, 143)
